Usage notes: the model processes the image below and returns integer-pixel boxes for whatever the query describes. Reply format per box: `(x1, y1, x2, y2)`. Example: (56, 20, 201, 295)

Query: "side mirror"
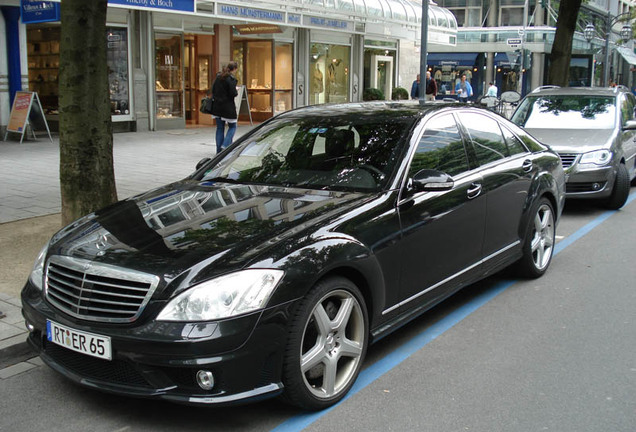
(196, 157, 212, 171)
(623, 119, 636, 130)
(412, 169, 454, 192)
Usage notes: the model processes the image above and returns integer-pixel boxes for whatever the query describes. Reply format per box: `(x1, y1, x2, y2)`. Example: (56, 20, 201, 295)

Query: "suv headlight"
(157, 269, 284, 321)
(29, 242, 49, 291)
(579, 150, 612, 167)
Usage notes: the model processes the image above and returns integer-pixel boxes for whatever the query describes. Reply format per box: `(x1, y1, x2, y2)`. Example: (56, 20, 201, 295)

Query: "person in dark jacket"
(410, 74, 420, 99)
(211, 61, 239, 153)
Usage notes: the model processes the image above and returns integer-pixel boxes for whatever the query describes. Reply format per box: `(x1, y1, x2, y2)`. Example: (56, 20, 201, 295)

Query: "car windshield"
(198, 112, 416, 192)
(511, 95, 616, 129)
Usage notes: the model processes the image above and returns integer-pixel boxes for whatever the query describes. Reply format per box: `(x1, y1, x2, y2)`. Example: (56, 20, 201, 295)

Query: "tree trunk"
(59, 0, 117, 226)
(546, 0, 583, 86)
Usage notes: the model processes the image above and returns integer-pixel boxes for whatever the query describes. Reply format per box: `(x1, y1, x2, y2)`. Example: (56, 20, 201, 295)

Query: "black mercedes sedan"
(22, 101, 565, 410)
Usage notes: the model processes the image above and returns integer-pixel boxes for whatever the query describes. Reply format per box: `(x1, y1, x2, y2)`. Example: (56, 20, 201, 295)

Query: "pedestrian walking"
(410, 74, 420, 99)
(425, 71, 437, 101)
(486, 82, 498, 97)
(455, 74, 473, 102)
(211, 61, 239, 153)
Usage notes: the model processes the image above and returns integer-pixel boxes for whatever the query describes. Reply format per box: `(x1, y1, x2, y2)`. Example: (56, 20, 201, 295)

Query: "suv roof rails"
(532, 85, 560, 93)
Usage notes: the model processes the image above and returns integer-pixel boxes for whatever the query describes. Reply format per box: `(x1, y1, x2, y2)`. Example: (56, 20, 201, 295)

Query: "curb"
(0, 339, 34, 370)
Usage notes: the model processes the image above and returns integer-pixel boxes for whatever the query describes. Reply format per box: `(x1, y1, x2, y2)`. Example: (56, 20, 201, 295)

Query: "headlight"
(579, 150, 612, 167)
(29, 242, 49, 291)
(157, 269, 284, 321)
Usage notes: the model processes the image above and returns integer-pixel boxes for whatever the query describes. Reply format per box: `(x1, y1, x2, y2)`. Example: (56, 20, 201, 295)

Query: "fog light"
(196, 370, 215, 390)
(592, 183, 601, 190)
(25, 321, 35, 332)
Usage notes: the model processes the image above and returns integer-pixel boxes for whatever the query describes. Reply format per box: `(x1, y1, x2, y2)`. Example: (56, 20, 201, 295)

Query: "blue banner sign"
(108, 0, 194, 13)
(20, 0, 60, 24)
(218, 3, 285, 23)
(288, 13, 301, 25)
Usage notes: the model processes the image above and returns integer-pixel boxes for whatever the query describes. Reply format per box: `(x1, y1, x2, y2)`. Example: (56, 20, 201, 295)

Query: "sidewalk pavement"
(0, 124, 256, 371)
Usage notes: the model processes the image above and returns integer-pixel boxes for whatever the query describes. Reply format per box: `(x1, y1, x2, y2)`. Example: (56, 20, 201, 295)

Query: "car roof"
(526, 85, 629, 98)
(277, 100, 484, 120)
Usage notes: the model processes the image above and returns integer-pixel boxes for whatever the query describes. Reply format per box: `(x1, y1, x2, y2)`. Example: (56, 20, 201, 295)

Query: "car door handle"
(522, 159, 533, 173)
(467, 183, 482, 199)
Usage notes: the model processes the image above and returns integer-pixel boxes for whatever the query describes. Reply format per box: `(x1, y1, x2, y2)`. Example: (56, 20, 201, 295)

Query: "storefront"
(427, 52, 483, 97)
(1, 0, 458, 135)
(232, 27, 295, 122)
(23, 7, 133, 130)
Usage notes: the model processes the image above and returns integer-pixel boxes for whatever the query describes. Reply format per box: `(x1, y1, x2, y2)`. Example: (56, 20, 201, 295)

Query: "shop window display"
(155, 33, 183, 119)
(107, 28, 130, 116)
(27, 25, 131, 119)
(27, 26, 60, 113)
(310, 43, 350, 105)
(233, 39, 294, 121)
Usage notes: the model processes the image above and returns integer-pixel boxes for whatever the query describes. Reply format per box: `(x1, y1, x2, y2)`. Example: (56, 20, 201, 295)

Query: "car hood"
(49, 180, 372, 291)
(524, 128, 615, 153)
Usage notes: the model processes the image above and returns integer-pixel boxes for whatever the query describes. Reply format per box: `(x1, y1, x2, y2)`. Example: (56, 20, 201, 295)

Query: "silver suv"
(511, 86, 636, 209)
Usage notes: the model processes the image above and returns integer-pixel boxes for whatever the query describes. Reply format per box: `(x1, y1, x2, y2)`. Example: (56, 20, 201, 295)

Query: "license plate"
(46, 320, 112, 361)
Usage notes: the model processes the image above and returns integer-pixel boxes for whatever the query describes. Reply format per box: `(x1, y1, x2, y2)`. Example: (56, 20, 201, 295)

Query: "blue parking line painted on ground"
(270, 190, 636, 432)
(555, 190, 636, 256)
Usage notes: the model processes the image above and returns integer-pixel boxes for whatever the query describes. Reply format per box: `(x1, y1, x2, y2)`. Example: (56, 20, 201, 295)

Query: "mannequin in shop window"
(311, 63, 324, 95)
(211, 61, 239, 154)
(327, 59, 341, 96)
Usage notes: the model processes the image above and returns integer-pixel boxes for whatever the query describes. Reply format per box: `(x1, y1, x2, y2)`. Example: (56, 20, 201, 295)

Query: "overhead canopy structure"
(616, 46, 636, 66)
(196, 0, 458, 45)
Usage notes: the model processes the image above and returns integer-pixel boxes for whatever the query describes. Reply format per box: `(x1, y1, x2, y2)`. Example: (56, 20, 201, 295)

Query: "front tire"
(282, 276, 368, 410)
(516, 198, 555, 278)
(605, 163, 630, 210)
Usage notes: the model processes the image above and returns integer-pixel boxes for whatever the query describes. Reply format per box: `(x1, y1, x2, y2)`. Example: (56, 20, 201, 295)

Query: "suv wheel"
(606, 164, 629, 210)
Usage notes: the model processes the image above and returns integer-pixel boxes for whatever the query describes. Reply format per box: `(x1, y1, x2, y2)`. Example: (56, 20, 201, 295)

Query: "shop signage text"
(235, 24, 282, 35)
(20, 0, 60, 24)
(108, 0, 195, 13)
(303, 15, 353, 32)
(218, 4, 285, 23)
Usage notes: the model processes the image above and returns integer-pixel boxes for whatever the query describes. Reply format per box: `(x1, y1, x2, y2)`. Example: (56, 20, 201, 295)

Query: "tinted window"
(408, 114, 469, 177)
(200, 113, 415, 192)
(500, 125, 528, 155)
(511, 95, 616, 129)
(461, 113, 508, 165)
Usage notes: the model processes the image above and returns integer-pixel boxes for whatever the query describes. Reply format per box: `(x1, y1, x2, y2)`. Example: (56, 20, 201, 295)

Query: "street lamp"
(584, 23, 595, 42)
(602, 12, 633, 86)
(584, 23, 595, 86)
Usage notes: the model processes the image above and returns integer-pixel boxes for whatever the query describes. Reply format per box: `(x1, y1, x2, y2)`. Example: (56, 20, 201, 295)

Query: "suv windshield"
(198, 112, 416, 192)
(511, 95, 616, 129)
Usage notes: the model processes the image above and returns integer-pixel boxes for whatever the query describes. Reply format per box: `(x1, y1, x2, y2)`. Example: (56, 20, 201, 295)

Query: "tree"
(59, 0, 117, 225)
(547, 0, 583, 86)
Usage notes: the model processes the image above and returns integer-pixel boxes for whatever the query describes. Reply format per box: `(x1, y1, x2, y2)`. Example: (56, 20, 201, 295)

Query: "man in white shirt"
(486, 82, 498, 97)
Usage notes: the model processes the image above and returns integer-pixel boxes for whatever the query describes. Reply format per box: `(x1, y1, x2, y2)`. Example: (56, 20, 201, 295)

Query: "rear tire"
(516, 198, 555, 279)
(606, 164, 630, 210)
(281, 276, 368, 411)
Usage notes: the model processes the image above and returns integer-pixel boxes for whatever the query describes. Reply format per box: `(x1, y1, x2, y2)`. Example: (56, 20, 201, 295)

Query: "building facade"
(0, 0, 457, 135)
(434, 0, 635, 98)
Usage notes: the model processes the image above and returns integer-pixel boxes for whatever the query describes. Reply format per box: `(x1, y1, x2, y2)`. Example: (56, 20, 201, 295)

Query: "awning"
(494, 52, 510, 66)
(617, 47, 636, 66)
(427, 53, 478, 67)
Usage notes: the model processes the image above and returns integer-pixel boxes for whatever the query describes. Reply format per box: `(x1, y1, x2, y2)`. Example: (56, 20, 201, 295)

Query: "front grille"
(45, 255, 160, 323)
(558, 153, 579, 169)
(43, 340, 152, 387)
(566, 182, 606, 193)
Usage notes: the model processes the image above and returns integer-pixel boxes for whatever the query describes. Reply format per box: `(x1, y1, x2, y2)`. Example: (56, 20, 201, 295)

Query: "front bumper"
(21, 282, 294, 405)
(564, 165, 615, 199)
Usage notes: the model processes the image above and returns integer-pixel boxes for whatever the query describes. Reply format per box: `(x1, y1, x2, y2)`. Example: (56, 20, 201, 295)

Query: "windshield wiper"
(202, 176, 241, 184)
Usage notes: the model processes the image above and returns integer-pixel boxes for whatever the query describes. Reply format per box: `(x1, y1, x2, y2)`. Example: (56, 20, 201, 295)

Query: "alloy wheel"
(530, 203, 554, 271)
(300, 289, 365, 399)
